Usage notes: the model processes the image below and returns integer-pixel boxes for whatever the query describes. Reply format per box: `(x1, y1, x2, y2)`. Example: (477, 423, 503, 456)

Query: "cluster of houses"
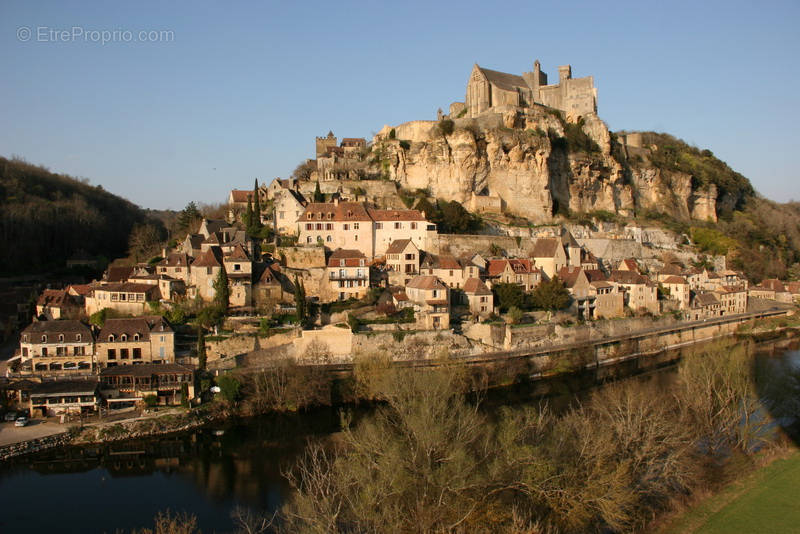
(7, 179, 796, 419)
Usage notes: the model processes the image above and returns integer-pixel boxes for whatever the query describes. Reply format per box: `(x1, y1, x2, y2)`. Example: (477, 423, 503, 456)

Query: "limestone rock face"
(373, 111, 730, 223)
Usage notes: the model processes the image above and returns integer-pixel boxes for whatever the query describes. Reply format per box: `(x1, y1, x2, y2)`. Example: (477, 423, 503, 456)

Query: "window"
(121, 349, 129, 359)
(326, 223, 333, 230)
(307, 236, 312, 243)
(411, 222, 417, 229)
(58, 334, 64, 342)
(234, 264, 241, 271)
(108, 335, 115, 342)
(160, 336, 165, 342)
(42, 347, 48, 357)
(326, 236, 332, 242)
(23, 335, 27, 342)
(316, 223, 323, 230)
(108, 349, 116, 360)
(22, 347, 28, 357)
(306, 223, 312, 230)
(133, 333, 140, 341)
(76, 334, 81, 342)
(354, 223, 359, 230)
(42, 335, 47, 343)
(394, 222, 401, 229)
(343, 224, 349, 231)
(133, 348, 142, 359)
(354, 235, 358, 242)
(317, 212, 322, 220)
(375, 223, 383, 229)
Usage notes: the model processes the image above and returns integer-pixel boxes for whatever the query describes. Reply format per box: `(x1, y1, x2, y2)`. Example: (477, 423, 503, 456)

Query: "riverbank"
(656, 446, 800, 534)
(1, 310, 795, 462)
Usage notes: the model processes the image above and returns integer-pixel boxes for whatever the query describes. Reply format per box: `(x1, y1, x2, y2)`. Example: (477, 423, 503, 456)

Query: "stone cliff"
(369, 107, 743, 224)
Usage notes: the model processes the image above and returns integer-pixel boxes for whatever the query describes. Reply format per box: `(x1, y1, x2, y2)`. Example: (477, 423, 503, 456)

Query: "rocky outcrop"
(373, 109, 736, 223)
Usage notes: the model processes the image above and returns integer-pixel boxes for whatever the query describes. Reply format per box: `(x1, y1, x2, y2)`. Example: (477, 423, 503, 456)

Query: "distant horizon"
(2, 1, 798, 210)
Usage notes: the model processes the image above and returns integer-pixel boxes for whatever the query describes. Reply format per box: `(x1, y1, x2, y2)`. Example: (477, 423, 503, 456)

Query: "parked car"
(4, 411, 18, 422)
(14, 416, 29, 427)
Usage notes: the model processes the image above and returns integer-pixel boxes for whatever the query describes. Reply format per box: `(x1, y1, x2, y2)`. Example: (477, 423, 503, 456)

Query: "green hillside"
(0, 156, 155, 275)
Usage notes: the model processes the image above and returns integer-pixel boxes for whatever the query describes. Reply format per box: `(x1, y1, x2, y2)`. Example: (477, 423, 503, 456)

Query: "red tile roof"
(327, 248, 367, 268)
(368, 208, 426, 221)
(463, 277, 491, 295)
(299, 201, 371, 222)
(229, 190, 253, 203)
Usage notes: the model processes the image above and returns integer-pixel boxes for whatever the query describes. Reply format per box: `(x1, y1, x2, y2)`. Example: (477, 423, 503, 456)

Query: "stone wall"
(207, 330, 298, 361)
(278, 246, 326, 269)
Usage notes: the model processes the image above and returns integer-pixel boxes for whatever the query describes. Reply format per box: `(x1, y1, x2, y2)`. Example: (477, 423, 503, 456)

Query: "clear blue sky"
(1, 0, 798, 210)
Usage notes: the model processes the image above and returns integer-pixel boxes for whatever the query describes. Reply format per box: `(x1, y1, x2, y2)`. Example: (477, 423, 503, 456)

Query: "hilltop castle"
(454, 60, 597, 119)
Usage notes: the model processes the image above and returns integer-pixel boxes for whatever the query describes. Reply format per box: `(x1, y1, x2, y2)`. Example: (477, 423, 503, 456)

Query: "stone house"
(714, 285, 748, 315)
(463, 277, 494, 317)
(188, 247, 224, 302)
(405, 275, 450, 330)
(559, 267, 623, 320)
(385, 238, 419, 286)
(298, 200, 373, 252)
(266, 177, 299, 200)
(95, 316, 175, 368)
(181, 234, 204, 257)
(296, 201, 436, 260)
(85, 283, 161, 316)
(100, 363, 194, 407)
(755, 279, 793, 303)
(227, 189, 253, 218)
(369, 208, 434, 257)
(253, 262, 290, 309)
(223, 245, 253, 308)
(421, 254, 466, 289)
(29, 380, 100, 417)
(487, 259, 542, 292)
(156, 253, 192, 283)
(36, 289, 83, 320)
(609, 270, 659, 315)
(274, 189, 307, 235)
(660, 275, 690, 310)
(655, 263, 684, 282)
(689, 292, 723, 321)
(19, 320, 94, 374)
(531, 238, 567, 279)
(327, 249, 370, 301)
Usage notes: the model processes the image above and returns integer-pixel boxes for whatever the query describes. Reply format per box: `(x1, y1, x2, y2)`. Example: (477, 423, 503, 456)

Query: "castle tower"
(315, 131, 338, 158)
(558, 65, 572, 83)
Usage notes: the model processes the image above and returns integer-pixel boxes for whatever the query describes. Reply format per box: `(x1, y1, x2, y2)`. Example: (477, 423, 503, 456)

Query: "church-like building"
(461, 60, 597, 119)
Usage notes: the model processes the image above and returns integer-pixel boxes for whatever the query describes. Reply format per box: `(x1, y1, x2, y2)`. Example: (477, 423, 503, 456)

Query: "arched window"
(133, 333, 140, 341)
(307, 236, 312, 243)
(326, 235, 332, 242)
(58, 334, 64, 342)
(41, 335, 47, 343)
(108, 335, 115, 342)
(76, 334, 81, 342)
(121, 334, 127, 342)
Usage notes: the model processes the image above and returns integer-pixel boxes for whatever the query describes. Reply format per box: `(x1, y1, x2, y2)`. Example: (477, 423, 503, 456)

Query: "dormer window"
(317, 212, 322, 220)
(76, 334, 81, 342)
(359, 259, 365, 266)
(22, 335, 28, 342)
(58, 334, 64, 342)
(327, 213, 332, 220)
(339, 259, 345, 267)
(307, 213, 312, 220)
(41, 335, 47, 343)
(347, 210, 353, 217)
(133, 333, 140, 341)
(121, 334, 127, 342)
(108, 335, 115, 342)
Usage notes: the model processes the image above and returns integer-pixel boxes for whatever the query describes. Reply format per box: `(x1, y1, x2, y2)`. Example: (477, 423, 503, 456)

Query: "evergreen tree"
(294, 275, 307, 324)
(253, 178, 262, 226)
(243, 196, 253, 228)
(177, 201, 202, 234)
(213, 266, 230, 310)
(197, 326, 207, 370)
(313, 182, 324, 202)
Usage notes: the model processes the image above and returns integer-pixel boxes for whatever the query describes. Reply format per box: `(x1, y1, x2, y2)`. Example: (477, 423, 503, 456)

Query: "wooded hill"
(0, 156, 154, 276)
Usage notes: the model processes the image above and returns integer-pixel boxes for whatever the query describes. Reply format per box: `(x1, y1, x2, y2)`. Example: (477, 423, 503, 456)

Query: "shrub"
(438, 119, 454, 136)
(143, 394, 159, 408)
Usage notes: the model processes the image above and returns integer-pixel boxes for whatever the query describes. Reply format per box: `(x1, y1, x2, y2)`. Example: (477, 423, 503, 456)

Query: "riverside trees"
(277, 339, 786, 533)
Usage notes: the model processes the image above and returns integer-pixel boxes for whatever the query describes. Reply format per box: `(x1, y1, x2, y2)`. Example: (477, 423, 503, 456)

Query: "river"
(1, 338, 798, 533)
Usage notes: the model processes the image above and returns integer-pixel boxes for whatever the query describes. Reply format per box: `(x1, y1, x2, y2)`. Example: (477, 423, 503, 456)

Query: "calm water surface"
(1, 341, 797, 533)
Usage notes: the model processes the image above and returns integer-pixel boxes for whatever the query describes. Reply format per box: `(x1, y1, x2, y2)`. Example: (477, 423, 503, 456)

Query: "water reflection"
(0, 338, 798, 533)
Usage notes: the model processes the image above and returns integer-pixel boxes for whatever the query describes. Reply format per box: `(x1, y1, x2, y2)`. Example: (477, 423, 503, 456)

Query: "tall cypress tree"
(243, 196, 253, 228)
(253, 178, 261, 227)
(213, 265, 230, 310)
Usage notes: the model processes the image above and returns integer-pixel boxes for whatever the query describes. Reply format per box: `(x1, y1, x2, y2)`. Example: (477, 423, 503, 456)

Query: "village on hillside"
(2, 98, 797, 422)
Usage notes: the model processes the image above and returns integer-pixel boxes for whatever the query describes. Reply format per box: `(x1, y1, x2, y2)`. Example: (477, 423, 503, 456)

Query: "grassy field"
(661, 450, 800, 534)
